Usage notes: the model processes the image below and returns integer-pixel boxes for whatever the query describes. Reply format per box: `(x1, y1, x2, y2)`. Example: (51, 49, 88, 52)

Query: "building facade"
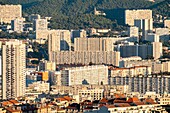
(110, 74, 170, 94)
(60, 65, 108, 86)
(1, 40, 26, 99)
(164, 19, 170, 28)
(0, 5, 22, 23)
(48, 30, 71, 61)
(54, 51, 120, 66)
(11, 18, 24, 33)
(125, 9, 152, 26)
(119, 42, 162, 60)
(33, 19, 48, 31)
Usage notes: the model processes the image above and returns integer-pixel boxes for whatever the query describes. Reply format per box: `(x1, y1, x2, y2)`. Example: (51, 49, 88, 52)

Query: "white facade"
(1, 40, 26, 99)
(61, 65, 108, 86)
(110, 74, 170, 94)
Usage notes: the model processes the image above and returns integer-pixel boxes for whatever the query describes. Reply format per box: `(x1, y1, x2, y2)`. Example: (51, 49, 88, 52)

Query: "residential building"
(134, 19, 153, 41)
(36, 29, 50, 40)
(55, 51, 120, 66)
(51, 85, 129, 100)
(0, 5, 22, 23)
(60, 65, 108, 86)
(36, 71, 49, 81)
(109, 66, 151, 77)
(1, 40, 26, 99)
(146, 33, 159, 42)
(127, 26, 139, 38)
(89, 103, 166, 113)
(160, 96, 170, 105)
(119, 42, 162, 60)
(120, 60, 170, 73)
(28, 14, 41, 22)
(74, 37, 115, 51)
(33, 18, 48, 31)
(26, 81, 50, 94)
(48, 30, 71, 61)
(11, 18, 25, 33)
(125, 9, 152, 26)
(48, 71, 61, 86)
(163, 61, 170, 72)
(155, 28, 169, 41)
(39, 59, 56, 71)
(164, 19, 170, 28)
(78, 89, 104, 102)
(71, 29, 87, 42)
(110, 74, 170, 94)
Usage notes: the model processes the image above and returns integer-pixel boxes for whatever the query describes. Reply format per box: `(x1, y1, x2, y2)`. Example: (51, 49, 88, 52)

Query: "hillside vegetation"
(0, 0, 168, 29)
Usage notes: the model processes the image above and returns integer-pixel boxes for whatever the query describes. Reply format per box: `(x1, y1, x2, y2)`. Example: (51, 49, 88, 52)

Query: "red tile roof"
(100, 98, 108, 103)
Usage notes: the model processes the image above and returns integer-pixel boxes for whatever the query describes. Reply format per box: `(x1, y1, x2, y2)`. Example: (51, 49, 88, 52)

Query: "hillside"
(150, 0, 170, 17)
(0, 0, 167, 30)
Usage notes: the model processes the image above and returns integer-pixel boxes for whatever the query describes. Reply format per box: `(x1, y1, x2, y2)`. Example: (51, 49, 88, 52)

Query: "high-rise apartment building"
(0, 5, 22, 23)
(48, 30, 71, 61)
(33, 19, 48, 31)
(60, 65, 108, 86)
(55, 51, 120, 66)
(125, 9, 152, 26)
(119, 42, 162, 60)
(74, 37, 116, 51)
(1, 40, 26, 99)
(11, 18, 25, 33)
(127, 26, 139, 38)
(134, 19, 153, 41)
(110, 75, 170, 94)
(71, 29, 87, 42)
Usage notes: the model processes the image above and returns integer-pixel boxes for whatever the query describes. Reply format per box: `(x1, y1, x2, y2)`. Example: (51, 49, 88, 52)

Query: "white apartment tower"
(1, 40, 26, 99)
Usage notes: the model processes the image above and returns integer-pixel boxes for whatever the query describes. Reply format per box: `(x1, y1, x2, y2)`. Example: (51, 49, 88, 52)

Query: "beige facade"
(36, 30, 50, 40)
(164, 19, 170, 28)
(110, 66, 151, 77)
(60, 65, 108, 86)
(122, 60, 170, 73)
(163, 61, 170, 72)
(33, 19, 48, 31)
(125, 9, 152, 26)
(39, 59, 56, 71)
(11, 17, 25, 33)
(160, 96, 170, 105)
(51, 85, 128, 99)
(26, 81, 49, 94)
(128, 26, 139, 37)
(152, 42, 162, 60)
(78, 89, 104, 102)
(1, 40, 26, 99)
(0, 5, 22, 23)
(55, 51, 120, 66)
(49, 71, 61, 86)
(48, 30, 71, 61)
(74, 37, 115, 51)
